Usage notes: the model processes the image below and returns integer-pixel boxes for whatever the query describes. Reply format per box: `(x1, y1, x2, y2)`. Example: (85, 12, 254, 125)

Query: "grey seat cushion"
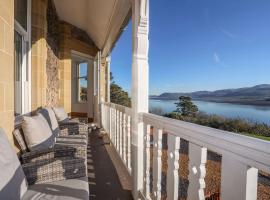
(23, 177, 89, 200)
(0, 128, 28, 199)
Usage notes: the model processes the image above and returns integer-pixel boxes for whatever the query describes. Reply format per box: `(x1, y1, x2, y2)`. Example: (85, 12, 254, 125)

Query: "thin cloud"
(220, 28, 237, 39)
(213, 52, 230, 68)
(214, 53, 221, 63)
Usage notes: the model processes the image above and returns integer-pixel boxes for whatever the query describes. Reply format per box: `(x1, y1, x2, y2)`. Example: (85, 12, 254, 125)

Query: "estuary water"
(149, 99, 270, 125)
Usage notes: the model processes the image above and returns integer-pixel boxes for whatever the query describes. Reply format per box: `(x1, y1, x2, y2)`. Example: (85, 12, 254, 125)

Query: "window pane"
(14, 31, 23, 115)
(78, 78, 88, 102)
(15, 0, 27, 30)
(79, 62, 88, 77)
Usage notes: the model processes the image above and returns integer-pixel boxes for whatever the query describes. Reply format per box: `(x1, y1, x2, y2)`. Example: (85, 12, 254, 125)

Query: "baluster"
(187, 143, 207, 200)
(123, 113, 127, 164)
(167, 134, 180, 200)
(127, 115, 131, 173)
(116, 110, 119, 152)
(153, 127, 162, 200)
(221, 154, 258, 200)
(119, 112, 123, 158)
(144, 124, 151, 199)
(113, 109, 116, 146)
(109, 107, 112, 139)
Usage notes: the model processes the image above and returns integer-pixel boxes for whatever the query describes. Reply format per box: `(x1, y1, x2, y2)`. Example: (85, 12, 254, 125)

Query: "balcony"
(1, 0, 270, 199)
(101, 102, 270, 200)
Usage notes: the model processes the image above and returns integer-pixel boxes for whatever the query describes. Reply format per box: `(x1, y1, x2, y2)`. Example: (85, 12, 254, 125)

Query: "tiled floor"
(87, 129, 133, 200)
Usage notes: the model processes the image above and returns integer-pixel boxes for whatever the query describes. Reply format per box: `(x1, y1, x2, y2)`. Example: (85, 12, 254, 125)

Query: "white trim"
(27, 0, 32, 112)
(71, 52, 92, 104)
(14, 0, 31, 115)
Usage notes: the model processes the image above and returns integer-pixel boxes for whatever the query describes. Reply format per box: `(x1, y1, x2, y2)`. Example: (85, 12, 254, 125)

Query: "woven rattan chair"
(0, 128, 89, 200)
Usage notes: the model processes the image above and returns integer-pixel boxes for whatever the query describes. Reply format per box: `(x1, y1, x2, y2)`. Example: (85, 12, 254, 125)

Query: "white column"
(94, 51, 102, 127)
(131, 0, 149, 198)
(106, 56, 111, 102)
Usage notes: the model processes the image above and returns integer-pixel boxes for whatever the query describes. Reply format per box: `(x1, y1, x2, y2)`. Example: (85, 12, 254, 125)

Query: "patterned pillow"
(22, 113, 55, 151)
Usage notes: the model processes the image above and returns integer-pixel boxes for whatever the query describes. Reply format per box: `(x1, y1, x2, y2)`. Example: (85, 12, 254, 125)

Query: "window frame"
(14, 0, 31, 116)
(76, 62, 88, 103)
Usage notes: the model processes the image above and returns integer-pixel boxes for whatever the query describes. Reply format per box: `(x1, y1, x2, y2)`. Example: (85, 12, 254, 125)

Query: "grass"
(241, 133, 270, 141)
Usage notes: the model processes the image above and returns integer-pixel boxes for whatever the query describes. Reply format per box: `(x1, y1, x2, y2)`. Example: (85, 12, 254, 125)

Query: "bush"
(165, 111, 270, 137)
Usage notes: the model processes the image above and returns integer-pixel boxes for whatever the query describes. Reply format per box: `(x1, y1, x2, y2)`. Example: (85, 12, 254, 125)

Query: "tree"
(175, 96, 198, 117)
(110, 73, 131, 107)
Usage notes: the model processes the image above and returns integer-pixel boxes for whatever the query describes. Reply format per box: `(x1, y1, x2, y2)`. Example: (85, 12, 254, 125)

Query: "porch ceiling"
(53, 0, 131, 56)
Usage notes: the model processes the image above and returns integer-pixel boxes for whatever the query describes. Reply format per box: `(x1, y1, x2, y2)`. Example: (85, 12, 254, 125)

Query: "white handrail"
(142, 112, 270, 174)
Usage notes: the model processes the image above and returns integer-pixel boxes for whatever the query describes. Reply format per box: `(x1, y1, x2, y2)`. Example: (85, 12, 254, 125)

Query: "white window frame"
(71, 51, 93, 104)
(76, 62, 88, 103)
(14, 0, 31, 115)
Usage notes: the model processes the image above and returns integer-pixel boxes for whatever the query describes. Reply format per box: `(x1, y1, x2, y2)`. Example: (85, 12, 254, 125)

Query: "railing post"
(167, 135, 181, 200)
(144, 124, 151, 199)
(131, 0, 150, 198)
(187, 143, 207, 200)
(153, 127, 163, 200)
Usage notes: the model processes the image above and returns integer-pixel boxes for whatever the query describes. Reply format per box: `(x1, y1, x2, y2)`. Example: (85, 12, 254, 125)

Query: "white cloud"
(214, 53, 221, 63)
(220, 28, 237, 39)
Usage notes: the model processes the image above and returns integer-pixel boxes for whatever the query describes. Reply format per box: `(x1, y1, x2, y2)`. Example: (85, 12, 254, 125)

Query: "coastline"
(149, 97, 270, 106)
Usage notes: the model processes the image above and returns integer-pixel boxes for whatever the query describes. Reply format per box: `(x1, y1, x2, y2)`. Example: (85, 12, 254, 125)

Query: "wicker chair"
(0, 128, 89, 200)
(13, 128, 87, 161)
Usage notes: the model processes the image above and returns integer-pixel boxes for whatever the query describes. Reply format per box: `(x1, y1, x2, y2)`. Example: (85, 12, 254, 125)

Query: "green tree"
(110, 72, 131, 107)
(175, 96, 198, 117)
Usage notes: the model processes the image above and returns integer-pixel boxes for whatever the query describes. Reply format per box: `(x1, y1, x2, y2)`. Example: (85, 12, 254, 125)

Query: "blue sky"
(110, 0, 270, 95)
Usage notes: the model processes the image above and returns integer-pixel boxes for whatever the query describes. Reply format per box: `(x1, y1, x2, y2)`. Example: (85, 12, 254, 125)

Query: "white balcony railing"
(101, 102, 270, 200)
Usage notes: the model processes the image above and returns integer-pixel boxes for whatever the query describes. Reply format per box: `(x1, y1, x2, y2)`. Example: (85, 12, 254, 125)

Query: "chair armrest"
(56, 137, 87, 145)
(22, 157, 86, 185)
(21, 146, 77, 164)
(59, 129, 87, 139)
(70, 117, 88, 124)
(54, 143, 87, 159)
(59, 123, 88, 136)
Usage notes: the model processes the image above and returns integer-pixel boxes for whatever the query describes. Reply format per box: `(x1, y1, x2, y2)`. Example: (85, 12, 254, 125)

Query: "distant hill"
(150, 84, 270, 106)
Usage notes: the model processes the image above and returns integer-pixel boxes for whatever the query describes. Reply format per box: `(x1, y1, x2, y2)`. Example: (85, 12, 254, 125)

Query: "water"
(149, 99, 270, 125)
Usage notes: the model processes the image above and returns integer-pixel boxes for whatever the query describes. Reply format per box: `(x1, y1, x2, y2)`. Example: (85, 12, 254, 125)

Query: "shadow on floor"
(88, 129, 133, 200)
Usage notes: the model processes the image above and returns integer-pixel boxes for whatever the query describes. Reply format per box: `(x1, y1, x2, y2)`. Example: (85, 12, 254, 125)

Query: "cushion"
(13, 129, 28, 153)
(23, 177, 89, 200)
(53, 107, 69, 122)
(0, 128, 28, 199)
(38, 107, 61, 136)
(22, 113, 55, 151)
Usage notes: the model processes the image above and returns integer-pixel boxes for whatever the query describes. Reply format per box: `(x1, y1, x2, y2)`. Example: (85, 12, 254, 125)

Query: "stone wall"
(46, 0, 59, 107)
(0, 0, 14, 143)
(58, 21, 98, 113)
(32, 0, 98, 113)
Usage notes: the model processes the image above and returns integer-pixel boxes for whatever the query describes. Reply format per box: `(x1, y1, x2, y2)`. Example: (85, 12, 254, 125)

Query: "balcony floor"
(87, 128, 133, 200)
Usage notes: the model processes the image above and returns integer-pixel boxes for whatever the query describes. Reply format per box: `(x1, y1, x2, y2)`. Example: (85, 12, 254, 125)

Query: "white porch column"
(106, 56, 111, 102)
(94, 51, 101, 127)
(131, 0, 149, 198)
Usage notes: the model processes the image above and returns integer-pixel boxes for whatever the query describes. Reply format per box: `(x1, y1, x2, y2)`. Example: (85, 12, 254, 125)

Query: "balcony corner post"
(131, 0, 150, 199)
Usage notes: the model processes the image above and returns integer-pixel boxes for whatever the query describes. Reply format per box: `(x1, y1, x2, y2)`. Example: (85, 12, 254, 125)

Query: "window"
(76, 62, 88, 103)
(14, 0, 30, 116)
(14, 31, 23, 115)
(15, 0, 28, 30)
